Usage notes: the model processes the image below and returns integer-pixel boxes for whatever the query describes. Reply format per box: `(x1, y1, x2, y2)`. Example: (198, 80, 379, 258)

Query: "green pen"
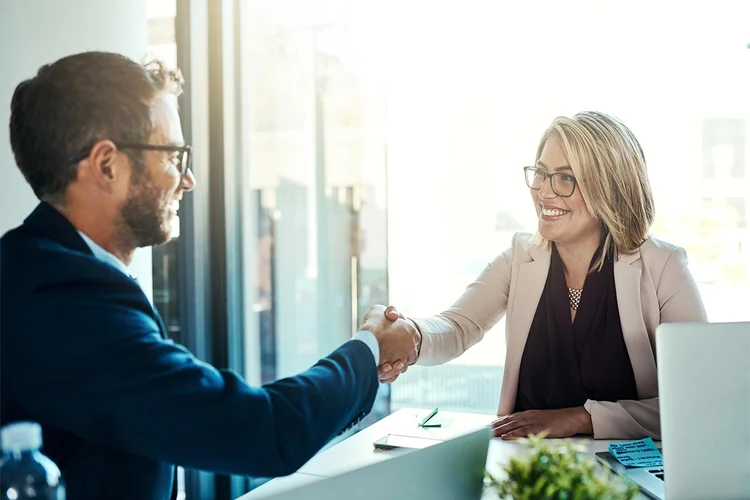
(419, 407, 441, 427)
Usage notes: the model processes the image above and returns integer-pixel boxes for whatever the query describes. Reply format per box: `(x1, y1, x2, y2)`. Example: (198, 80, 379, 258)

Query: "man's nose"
(181, 168, 196, 192)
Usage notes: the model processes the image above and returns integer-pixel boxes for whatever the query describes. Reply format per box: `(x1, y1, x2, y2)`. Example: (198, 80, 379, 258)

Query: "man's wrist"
(352, 330, 380, 366)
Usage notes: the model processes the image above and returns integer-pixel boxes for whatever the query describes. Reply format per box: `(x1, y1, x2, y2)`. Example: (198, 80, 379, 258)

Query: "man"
(0, 52, 419, 499)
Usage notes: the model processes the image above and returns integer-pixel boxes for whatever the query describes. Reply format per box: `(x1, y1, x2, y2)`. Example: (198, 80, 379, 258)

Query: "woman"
(377, 111, 706, 440)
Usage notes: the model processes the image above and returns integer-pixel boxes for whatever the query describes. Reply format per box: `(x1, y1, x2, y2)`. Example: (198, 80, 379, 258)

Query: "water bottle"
(1, 422, 65, 500)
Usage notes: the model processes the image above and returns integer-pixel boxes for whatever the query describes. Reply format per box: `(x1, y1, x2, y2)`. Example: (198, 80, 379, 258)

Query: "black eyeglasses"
(523, 166, 577, 198)
(69, 143, 192, 175)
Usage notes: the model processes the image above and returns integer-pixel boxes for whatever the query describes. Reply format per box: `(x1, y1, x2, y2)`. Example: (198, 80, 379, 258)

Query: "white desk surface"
(237, 408, 646, 499)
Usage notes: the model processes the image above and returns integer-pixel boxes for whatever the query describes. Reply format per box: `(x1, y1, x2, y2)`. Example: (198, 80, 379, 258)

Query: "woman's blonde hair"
(533, 111, 655, 271)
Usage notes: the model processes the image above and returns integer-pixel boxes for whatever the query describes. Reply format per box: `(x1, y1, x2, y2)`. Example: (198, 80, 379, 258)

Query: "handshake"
(359, 305, 422, 384)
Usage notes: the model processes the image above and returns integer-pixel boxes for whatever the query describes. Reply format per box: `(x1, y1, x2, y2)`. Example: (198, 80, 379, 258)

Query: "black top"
(514, 243, 638, 412)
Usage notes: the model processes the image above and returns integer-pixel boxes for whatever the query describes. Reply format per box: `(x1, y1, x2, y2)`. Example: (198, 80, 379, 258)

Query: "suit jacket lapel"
(499, 243, 550, 415)
(24, 203, 169, 340)
(614, 250, 658, 398)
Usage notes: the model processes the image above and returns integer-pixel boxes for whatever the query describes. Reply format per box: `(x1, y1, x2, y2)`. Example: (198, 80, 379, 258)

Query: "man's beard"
(120, 171, 171, 248)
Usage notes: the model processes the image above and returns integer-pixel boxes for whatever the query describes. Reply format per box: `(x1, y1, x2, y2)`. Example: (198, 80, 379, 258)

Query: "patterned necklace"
(568, 287, 583, 310)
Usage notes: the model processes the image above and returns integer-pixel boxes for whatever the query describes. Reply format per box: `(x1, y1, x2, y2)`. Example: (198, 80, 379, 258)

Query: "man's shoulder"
(2, 222, 135, 298)
(3, 221, 69, 258)
(2, 223, 159, 350)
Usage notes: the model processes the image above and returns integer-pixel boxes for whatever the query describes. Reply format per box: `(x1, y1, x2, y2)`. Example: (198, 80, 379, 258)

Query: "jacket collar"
(523, 238, 643, 266)
(24, 202, 93, 256)
(499, 234, 656, 416)
(617, 248, 642, 265)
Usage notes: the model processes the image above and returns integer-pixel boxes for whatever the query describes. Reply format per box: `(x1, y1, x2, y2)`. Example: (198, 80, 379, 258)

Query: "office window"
(387, 1, 750, 413)
(230, 1, 750, 417)
(147, 2, 185, 499)
(238, 1, 389, 417)
(148, 0, 180, 338)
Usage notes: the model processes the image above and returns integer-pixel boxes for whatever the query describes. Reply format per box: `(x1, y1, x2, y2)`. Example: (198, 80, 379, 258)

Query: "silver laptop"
(255, 426, 491, 500)
(596, 322, 750, 499)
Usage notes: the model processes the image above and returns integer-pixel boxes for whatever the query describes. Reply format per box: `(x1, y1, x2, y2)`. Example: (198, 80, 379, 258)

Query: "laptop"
(596, 322, 750, 499)
(255, 426, 491, 500)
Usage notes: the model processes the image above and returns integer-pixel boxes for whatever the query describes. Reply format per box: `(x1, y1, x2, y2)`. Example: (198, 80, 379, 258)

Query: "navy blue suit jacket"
(1, 203, 379, 499)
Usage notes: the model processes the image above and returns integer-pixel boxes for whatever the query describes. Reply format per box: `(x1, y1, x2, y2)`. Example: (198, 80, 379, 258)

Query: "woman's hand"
(377, 306, 420, 383)
(490, 407, 593, 440)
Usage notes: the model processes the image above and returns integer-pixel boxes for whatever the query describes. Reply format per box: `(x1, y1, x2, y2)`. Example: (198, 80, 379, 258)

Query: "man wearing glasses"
(0, 52, 418, 499)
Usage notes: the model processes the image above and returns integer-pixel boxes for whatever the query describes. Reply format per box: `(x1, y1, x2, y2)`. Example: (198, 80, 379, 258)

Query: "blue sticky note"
(608, 437, 663, 468)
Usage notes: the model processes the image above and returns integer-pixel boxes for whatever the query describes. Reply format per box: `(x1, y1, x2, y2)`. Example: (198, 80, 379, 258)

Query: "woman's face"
(531, 137, 601, 246)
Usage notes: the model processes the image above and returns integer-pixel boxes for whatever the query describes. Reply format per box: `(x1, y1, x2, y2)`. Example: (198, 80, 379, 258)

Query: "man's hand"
(375, 306, 420, 383)
(490, 407, 593, 440)
(360, 305, 420, 379)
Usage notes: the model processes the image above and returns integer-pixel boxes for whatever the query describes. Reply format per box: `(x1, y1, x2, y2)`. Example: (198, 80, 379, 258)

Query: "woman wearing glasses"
(377, 111, 706, 440)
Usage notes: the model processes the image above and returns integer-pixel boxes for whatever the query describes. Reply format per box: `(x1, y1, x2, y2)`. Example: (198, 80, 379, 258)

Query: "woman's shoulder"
(489, 232, 545, 268)
(637, 236, 689, 271)
(639, 236, 685, 256)
(511, 231, 535, 249)
(497, 231, 553, 262)
(505, 232, 542, 260)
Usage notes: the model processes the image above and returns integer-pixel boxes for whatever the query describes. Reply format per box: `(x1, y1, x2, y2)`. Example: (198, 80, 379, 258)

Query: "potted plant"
(485, 433, 640, 500)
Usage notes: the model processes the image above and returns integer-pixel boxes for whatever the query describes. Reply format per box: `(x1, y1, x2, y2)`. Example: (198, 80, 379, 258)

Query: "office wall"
(0, 0, 153, 296)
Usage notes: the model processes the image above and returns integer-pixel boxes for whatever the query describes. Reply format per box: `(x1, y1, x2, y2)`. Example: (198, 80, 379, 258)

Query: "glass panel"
(147, 1, 185, 498)
(148, 0, 180, 338)
(386, 2, 750, 414)
(239, 0, 389, 418)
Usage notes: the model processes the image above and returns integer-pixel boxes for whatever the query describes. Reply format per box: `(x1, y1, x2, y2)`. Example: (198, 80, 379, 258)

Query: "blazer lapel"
(24, 203, 170, 341)
(498, 244, 550, 415)
(614, 250, 659, 398)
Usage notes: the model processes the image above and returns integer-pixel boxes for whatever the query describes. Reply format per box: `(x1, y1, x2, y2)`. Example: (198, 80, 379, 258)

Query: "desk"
(237, 408, 646, 499)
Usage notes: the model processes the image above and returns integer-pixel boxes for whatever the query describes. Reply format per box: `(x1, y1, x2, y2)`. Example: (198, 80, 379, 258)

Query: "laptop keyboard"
(649, 469, 665, 481)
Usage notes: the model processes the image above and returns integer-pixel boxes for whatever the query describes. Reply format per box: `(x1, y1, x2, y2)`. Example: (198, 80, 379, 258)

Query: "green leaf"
(485, 433, 640, 500)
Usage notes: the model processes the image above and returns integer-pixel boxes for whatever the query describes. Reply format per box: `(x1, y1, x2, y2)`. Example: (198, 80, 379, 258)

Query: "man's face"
(121, 93, 195, 247)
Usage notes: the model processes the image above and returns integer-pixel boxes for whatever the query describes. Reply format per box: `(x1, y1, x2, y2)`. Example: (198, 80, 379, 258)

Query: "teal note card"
(608, 437, 663, 468)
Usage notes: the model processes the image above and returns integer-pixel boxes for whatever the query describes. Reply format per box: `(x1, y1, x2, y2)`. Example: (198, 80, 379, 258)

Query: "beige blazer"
(413, 232, 707, 440)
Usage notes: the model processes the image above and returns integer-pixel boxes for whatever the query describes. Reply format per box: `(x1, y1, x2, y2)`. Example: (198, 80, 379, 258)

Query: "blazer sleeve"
(585, 246, 708, 439)
(17, 279, 379, 478)
(413, 239, 516, 366)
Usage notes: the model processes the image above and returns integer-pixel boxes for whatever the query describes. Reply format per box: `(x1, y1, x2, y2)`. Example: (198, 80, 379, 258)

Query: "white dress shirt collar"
(77, 231, 130, 277)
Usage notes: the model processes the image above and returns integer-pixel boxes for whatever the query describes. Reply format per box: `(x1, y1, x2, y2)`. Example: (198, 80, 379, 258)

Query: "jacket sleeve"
(17, 279, 379, 478)
(413, 239, 516, 366)
(584, 246, 708, 439)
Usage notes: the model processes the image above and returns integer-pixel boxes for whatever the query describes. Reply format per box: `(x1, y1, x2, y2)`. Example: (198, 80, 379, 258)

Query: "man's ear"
(83, 140, 123, 191)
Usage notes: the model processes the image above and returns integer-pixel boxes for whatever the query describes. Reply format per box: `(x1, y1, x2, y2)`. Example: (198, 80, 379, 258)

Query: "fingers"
(362, 304, 386, 323)
(378, 361, 403, 377)
(368, 307, 419, 366)
(498, 425, 536, 440)
(384, 305, 402, 321)
(491, 414, 529, 437)
(489, 415, 509, 429)
(379, 369, 402, 383)
(491, 414, 536, 439)
(378, 355, 411, 382)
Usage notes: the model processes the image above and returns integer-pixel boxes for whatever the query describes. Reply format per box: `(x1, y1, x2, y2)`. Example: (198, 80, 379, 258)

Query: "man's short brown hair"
(9, 51, 183, 202)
